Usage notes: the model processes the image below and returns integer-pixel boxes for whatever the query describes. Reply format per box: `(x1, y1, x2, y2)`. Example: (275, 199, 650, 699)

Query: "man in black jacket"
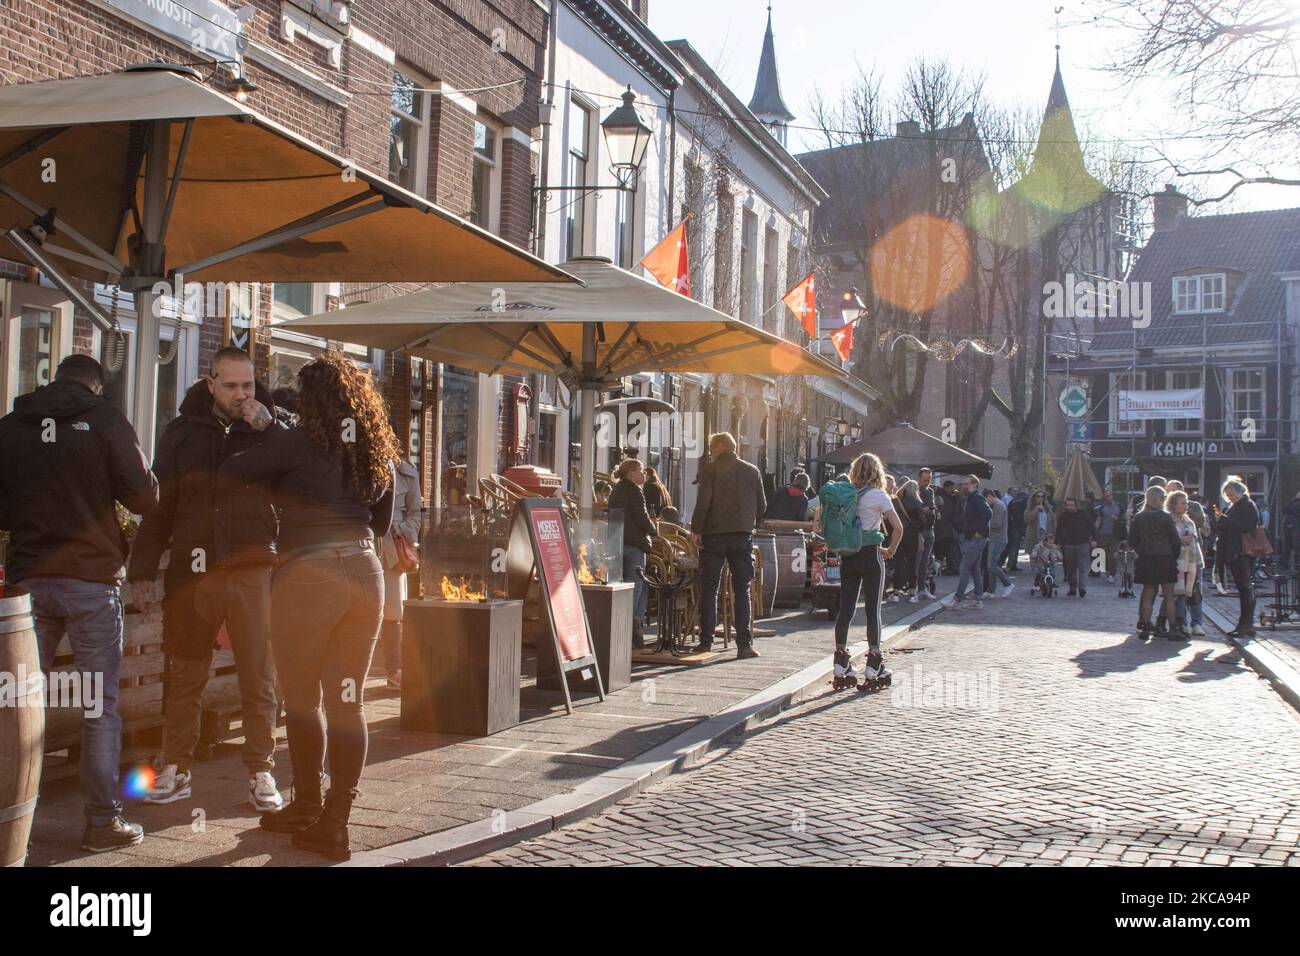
(1056, 497, 1096, 597)
(0, 354, 158, 852)
(953, 475, 992, 608)
(128, 348, 285, 812)
(692, 433, 766, 658)
(767, 471, 811, 521)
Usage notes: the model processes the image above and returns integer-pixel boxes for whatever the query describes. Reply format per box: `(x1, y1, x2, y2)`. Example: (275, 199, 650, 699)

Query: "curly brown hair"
(296, 351, 401, 499)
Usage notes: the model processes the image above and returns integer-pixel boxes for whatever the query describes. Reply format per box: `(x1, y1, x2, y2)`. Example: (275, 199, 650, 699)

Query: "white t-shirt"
(856, 487, 895, 532)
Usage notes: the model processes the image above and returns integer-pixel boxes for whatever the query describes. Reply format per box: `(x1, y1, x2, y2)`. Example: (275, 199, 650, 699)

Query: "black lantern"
(600, 87, 653, 186)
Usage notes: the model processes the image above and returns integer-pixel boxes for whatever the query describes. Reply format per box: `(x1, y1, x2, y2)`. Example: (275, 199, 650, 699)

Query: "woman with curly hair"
(219, 351, 399, 860)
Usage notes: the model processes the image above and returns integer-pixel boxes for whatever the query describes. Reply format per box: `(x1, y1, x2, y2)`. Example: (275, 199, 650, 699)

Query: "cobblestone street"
(471, 580, 1300, 866)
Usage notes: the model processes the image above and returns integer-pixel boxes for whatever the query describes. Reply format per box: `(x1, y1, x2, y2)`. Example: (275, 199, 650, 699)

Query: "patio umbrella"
(0, 66, 573, 450)
(1057, 449, 1102, 513)
(815, 422, 992, 479)
(282, 255, 848, 507)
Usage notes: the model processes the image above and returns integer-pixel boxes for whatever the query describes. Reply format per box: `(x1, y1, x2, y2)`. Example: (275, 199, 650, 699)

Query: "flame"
(439, 575, 486, 602)
(577, 545, 607, 585)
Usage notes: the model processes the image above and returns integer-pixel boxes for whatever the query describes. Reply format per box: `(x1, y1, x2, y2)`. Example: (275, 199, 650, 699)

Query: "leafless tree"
(1094, 0, 1300, 203)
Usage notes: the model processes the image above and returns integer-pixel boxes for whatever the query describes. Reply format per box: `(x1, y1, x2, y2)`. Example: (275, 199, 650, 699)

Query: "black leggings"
(835, 545, 885, 650)
(1229, 554, 1256, 629)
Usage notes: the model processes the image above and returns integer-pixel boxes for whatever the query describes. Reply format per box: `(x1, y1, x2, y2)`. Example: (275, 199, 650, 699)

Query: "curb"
(1200, 600, 1300, 715)
(341, 597, 948, 867)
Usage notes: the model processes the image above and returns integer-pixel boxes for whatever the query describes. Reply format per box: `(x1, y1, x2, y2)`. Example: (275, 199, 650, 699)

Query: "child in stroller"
(1030, 534, 1063, 597)
(1113, 541, 1137, 598)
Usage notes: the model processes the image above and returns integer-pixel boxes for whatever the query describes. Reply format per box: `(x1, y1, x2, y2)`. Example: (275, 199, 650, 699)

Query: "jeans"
(1062, 543, 1091, 592)
(915, 528, 935, 588)
(954, 537, 986, 602)
(1229, 554, 1256, 630)
(1005, 530, 1024, 571)
(271, 545, 384, 798)
(1098, 534, 1117, 575)
(893, 529, 918, 592)
(986, 540, 1011, 590)
(835, 545, 885, 649)
(24, 576, 125, 827)
(161, 566, 277, 773)
(698, 533, 754, 647)
(623, 546, 648, 623)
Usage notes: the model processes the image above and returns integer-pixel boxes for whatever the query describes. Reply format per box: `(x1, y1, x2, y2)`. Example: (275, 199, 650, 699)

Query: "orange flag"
(640, 220, 690, 295)
(783, 272, 817, 338)
(830, 322, 855, 362)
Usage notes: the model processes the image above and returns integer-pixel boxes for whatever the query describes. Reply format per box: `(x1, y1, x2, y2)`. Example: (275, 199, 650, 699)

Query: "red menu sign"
(528, 506, 592, 662)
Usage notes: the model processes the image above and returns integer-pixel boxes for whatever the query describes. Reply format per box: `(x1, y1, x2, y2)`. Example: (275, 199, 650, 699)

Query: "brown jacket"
(691, 451, 766, 535)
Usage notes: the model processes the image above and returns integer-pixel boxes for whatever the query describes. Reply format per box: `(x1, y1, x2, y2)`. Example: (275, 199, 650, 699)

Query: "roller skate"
(830, 647, 859, 690)
(859, 648, 893, 692)
(1136, 620, 1152, 642)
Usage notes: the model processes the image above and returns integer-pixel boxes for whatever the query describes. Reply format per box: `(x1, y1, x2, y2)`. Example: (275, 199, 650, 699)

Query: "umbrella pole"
(131, 119, 170, 456)
(578, 323, 597, 512)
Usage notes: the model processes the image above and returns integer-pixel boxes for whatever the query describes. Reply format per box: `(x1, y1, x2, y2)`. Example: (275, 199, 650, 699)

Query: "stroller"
(1114, 543, 1137, 598)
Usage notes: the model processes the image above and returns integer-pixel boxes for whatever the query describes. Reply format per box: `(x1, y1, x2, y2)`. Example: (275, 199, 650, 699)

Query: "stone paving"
(470, 577, 1300, 866)
(28, 580, 948, 866)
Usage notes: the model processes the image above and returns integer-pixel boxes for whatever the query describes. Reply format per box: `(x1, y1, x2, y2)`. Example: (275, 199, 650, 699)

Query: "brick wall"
(1, 0, 549, 502)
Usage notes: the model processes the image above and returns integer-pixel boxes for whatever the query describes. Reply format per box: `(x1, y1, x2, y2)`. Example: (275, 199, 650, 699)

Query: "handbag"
(393, 533, 421, 573)
(1242, 526, 1273, 558)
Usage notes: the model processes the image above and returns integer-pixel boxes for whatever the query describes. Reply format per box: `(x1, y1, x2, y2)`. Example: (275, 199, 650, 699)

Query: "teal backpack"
(818, 481, 887, 555)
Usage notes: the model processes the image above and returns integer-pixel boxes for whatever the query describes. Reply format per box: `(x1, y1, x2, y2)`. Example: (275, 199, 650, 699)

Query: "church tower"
(748, 3, 795, 147)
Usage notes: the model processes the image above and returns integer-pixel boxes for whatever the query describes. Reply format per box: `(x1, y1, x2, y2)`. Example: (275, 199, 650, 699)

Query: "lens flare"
(123, 765, 155, 800)
(869, 214, 969, 312)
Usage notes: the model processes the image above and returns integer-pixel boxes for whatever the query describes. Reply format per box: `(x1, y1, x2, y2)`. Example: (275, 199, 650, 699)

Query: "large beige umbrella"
(283, 255, 849, 506)
(0, 66, 573, 449)
(1057, 449, 1103, 514)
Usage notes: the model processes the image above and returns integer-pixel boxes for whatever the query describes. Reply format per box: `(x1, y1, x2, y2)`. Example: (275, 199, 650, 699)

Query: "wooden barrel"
(0, 588, 44, 867)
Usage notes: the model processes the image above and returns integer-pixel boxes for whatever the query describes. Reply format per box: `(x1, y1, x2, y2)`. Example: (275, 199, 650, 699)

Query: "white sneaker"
(908, 594, 919, 603)
(143, 764, 192, 804)
(1215, 582, 1227, 596)
(920, 590, 934, 600)
(1106, 576, 1114, 583)
(249, 771, 285, 812)
(970, 600, 984, 610)
(999, 583, 1015, 599)
(1190, 625, 1206, 636)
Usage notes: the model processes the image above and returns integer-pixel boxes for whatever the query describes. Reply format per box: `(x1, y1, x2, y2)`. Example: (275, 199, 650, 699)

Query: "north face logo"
(72, 422, 89, 431)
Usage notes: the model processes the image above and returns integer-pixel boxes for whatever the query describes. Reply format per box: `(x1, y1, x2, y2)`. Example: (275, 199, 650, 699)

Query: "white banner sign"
(1117, 388, 1204, 421)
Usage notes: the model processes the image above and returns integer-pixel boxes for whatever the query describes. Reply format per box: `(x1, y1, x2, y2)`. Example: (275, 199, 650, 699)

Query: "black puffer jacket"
(128, 380, 285, 587)
(1129, 508, 1182, 558)
(608, 478, 656, 554)
(0, 378, 158, 584)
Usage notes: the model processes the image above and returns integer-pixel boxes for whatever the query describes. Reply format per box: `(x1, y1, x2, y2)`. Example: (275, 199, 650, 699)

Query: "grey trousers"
(162, 566, 278, 774)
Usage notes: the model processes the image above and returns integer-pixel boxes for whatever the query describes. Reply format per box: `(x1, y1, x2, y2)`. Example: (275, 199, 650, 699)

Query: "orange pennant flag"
(830, 322, 855, 362)
(640, 220, 690, 295)
(783, 272, 817, 338)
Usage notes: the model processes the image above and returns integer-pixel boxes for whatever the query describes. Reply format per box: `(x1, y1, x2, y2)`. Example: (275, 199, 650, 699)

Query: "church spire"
(748, 2, 795, 146)
(1019, 44, 1106, 213)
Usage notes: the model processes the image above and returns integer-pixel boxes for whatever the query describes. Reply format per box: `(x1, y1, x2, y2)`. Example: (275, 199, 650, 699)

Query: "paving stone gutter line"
(341, 598, 948, 867)
(1199, 599, 1300, 715)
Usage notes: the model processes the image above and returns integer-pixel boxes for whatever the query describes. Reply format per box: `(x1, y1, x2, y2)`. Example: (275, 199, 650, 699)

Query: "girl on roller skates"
(829, 452, 903, 689)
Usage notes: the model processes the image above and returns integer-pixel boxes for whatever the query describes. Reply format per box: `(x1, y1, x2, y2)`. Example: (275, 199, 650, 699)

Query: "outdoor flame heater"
(400, 513, 521, 737)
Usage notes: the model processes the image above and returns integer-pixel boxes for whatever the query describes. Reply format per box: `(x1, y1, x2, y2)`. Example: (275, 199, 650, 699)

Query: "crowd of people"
(0, 348, 405, 860)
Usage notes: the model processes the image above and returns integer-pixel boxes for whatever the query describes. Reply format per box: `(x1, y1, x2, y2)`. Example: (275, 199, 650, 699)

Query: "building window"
(1172, 273, 1226, 314)
(389, 67, 430, 196)
(1105, 465, 1141, 498)
(1225, 367, 1265, 436)
(470, 117, 501, 233)
(537, 409, 559, 472)
(1166, 369, 1202, 435)
(440, 366, 475, 506)
(762, 227, 779, 334)
(739, 208, 757, 325)
(1109, 371, 1146, 436)
(272, 283, 321, 322)
(16, 307, 55, 398)
(565, 98, 593, 260)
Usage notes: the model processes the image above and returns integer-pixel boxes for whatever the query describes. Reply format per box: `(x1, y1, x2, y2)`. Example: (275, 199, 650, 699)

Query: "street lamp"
(840, 288, 867, 324)
(849, 423, 863, 442)
(600, 87, 653, 187)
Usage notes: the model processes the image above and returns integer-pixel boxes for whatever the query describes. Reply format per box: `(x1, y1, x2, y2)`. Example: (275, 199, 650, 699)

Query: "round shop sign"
(1059, 384, 1088, 419)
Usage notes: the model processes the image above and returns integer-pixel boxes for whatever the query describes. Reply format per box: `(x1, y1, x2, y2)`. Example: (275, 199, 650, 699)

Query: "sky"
(649, 0, 1300, 213)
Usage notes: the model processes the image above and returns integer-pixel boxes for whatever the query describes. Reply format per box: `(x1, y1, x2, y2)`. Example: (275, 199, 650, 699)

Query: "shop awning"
(281, 255, 848, 383)
(0, 68, 575, 285)
(815, 422, 992, 479)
